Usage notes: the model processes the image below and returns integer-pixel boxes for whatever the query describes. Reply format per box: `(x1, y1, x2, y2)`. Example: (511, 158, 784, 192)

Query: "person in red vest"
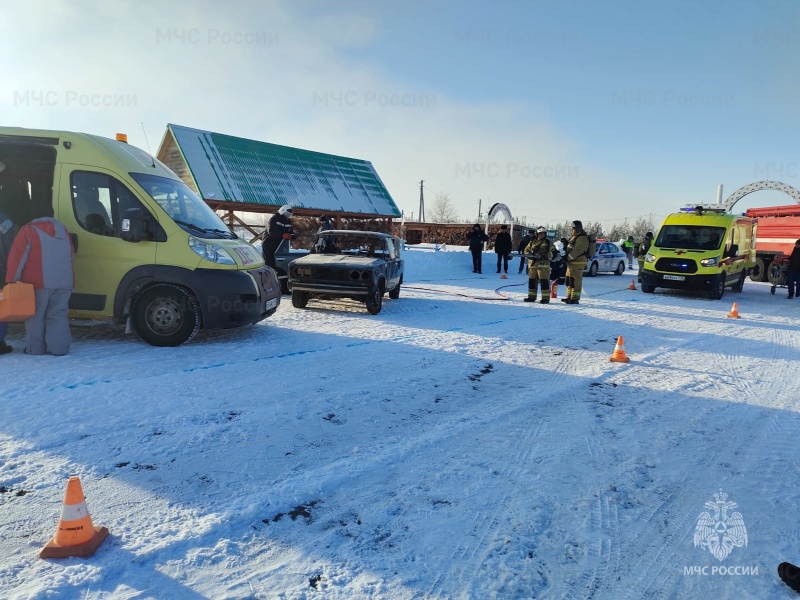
(6, 204, 75, 355)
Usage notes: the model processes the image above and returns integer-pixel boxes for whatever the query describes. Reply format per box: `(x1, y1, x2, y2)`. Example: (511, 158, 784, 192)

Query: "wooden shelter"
(156, 124, 401, 241)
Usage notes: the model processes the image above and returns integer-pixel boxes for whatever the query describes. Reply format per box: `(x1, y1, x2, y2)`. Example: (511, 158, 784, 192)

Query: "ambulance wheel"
(708, 276, 725, 300)
(133, 284, 200, 347)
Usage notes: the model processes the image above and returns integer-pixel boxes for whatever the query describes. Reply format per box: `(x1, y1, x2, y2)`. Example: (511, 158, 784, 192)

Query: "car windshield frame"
(130, 172, 236, 240)
(655, 225, 725, 250)
(314, 233, 391, 257)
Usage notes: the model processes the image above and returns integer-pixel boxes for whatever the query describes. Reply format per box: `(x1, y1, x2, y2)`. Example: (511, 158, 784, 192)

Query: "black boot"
(561, 298, 571, 303)
(524, 297, 536, 302)
(779, 562, 800, 593)
(539, 298, 549, 304)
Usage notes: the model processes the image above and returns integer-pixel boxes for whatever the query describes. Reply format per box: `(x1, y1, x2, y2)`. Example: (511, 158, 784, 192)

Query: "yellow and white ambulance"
(642, 206, 756, 300)
(0, 126, 281, 346)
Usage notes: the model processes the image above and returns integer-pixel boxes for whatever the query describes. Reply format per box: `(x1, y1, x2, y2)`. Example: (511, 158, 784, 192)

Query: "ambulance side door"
(63, 168, 161, 317)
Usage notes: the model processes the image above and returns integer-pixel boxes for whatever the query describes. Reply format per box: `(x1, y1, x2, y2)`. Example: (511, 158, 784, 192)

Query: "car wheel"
(388, 283, 401, 299)
(366, 282, 384, 315)
(615, 261, 625, 276)
(708, 276, 725, 300)
(588, 262, 599, 277)
(278, 270, 290, 295)
(133, 284, 200, 347)
(291, 290, 309, 308)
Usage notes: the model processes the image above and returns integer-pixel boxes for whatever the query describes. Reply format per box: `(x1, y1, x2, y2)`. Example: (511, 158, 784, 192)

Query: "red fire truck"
(745, 204, 800, 281)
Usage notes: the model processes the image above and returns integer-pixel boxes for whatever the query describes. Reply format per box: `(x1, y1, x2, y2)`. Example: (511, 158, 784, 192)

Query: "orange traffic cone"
(727, 302, 740, 319)
(628, 279, 637, 290)
(551, 282, 558, 299)
(609, 336, 631, 363)
(500, 273, 507, 279)
(39, 477, 109, 559)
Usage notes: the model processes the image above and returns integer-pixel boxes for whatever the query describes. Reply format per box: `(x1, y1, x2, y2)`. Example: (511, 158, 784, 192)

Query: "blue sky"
(2, 0, 799, 229)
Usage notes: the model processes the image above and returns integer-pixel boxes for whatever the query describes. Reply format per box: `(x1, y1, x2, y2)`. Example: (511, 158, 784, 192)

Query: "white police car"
(584, 241, 627, 277)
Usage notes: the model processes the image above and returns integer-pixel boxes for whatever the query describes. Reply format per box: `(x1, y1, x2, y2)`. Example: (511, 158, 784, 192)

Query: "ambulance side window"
(71, 171, 152, 238)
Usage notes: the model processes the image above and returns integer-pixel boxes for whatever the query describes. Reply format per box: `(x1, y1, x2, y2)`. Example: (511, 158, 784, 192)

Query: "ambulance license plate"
(663, 275, 685, 281)
(265, 298, 278, 310)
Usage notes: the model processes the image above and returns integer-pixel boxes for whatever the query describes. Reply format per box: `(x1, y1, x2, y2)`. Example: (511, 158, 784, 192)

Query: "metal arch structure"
(486, 202, 513, 222)
(485, 202, 515, 235)
(690, 180, 800, 213)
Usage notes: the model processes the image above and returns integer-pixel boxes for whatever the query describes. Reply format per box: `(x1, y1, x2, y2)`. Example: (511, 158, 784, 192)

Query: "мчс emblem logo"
(693, 489, 748, 561)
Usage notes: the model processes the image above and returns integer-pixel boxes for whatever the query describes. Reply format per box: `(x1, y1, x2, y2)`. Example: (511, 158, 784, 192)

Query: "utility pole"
(418, 180, 425, 222)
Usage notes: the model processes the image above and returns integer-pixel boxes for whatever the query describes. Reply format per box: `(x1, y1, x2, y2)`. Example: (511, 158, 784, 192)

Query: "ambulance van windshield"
(130, 172, 236, 240)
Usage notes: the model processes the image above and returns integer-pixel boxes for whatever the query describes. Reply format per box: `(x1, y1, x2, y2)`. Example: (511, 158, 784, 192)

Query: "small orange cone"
(609, 336, 631, 363)
(500, 273, 507, 279)
(39, 477, 109, 559)
(727, 302, 740, 319)
(628, 279, 637, 290)
(551, 282, 558, 299)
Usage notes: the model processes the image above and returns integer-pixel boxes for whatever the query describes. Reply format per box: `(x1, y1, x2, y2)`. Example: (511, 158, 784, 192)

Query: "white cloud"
(1, 0, 662, 228)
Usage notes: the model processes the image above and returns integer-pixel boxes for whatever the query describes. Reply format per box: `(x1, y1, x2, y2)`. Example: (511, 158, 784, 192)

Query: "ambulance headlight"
(189, 236, 236, 264)
(701, 256, 719, 267)
(645, 253, 656, 263)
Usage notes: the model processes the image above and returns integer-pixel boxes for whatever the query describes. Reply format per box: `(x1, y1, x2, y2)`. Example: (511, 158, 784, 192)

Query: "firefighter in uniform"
(523, 227, 556, 304)
(563, 220, 590, 304)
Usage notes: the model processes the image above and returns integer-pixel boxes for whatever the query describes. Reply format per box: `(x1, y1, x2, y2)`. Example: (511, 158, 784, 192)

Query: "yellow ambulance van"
(641, 206, 756, 300)
(0, 126, 281, 346)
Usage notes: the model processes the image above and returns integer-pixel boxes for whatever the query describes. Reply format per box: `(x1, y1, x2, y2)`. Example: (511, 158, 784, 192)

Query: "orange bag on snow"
(0, 282, 35, 322)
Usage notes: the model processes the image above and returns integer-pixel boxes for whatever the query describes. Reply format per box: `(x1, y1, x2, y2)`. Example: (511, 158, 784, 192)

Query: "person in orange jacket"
(6, 204, 75, 355)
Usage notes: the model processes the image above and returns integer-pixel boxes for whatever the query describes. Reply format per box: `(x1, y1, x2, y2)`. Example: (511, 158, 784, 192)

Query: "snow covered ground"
(2, 246, 800, 599)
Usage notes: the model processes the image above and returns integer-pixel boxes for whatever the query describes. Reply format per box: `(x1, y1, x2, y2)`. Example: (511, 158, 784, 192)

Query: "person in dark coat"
(494, 224, 513, 274)
(786, 239, 800, 299)
(466, 224, 488, 274)
(516, 229, 536, 274)
(262, 205, 296, 269)
(317, 214, 334, 234)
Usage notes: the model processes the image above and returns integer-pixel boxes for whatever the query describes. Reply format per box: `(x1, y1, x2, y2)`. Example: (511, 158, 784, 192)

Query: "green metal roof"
(159, 124, 401, 217)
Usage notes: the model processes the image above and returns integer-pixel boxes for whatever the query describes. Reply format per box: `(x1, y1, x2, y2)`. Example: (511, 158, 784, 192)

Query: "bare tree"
(427, 192, 461, 223)
(584, 220, 605, 239)
(631, 216, 657, 241)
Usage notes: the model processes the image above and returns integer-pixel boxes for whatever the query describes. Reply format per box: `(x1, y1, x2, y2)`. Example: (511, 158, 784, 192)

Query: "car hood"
(291, 254, 384, 267)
